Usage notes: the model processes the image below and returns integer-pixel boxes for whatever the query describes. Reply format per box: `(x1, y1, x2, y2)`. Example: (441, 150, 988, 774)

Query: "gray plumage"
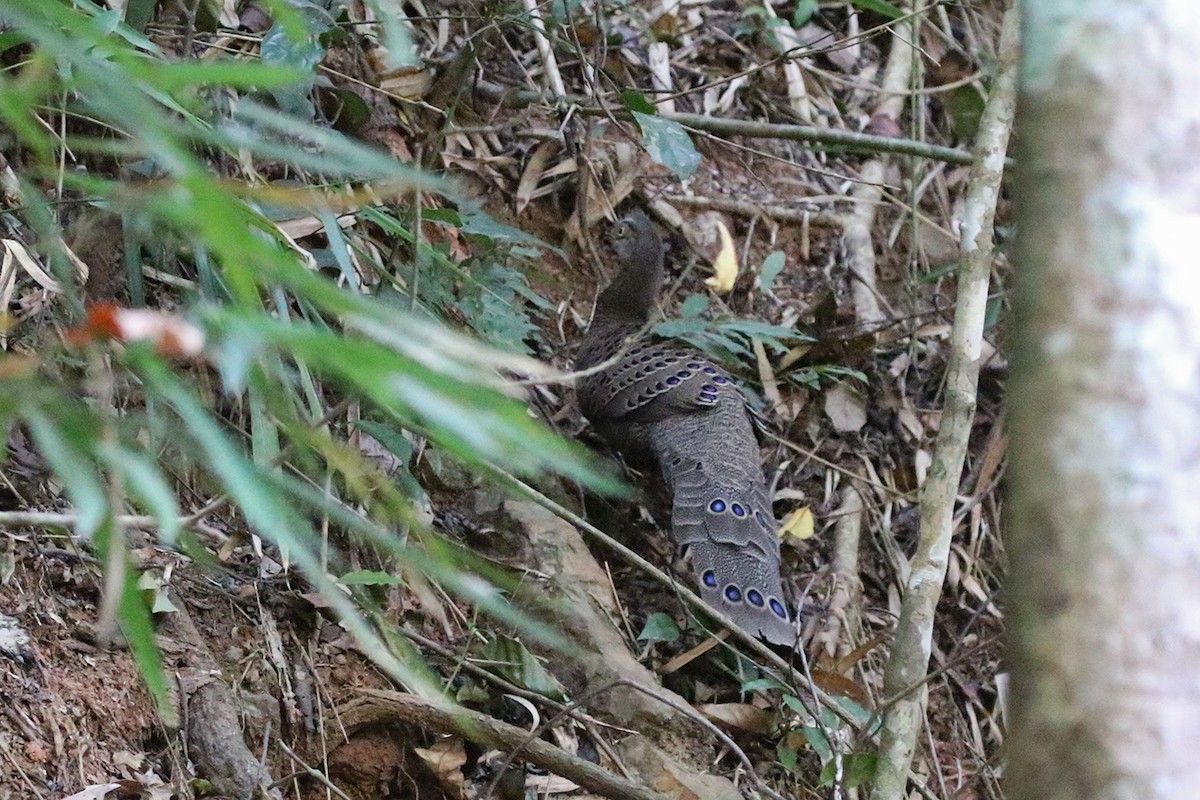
(576, 210, 795, 646)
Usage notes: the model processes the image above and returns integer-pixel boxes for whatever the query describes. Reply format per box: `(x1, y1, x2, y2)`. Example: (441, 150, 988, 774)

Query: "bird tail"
(653, 419, 797, 646)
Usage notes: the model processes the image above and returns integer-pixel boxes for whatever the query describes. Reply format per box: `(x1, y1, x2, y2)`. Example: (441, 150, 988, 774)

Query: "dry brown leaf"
(515, 139, 559, 214)
(379, 66, 433, 99)
(824, 383, 867, 433)
(809, 668, 872, 706)
(660, 629, 727, 673)
(752, 337, 786, 418)
(2, 238, 60, 292)
(828, 633, 890, 675)
(656, 755, 743, 800)
(697, 702, 774, 734)
(276, 213, 355, 240)
(527, 774, 580, 794)
(414, 738, 469, 797)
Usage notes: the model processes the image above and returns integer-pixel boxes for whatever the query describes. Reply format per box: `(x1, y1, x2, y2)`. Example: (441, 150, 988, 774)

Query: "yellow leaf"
(780, 507, 814, 540)
(705, 220, 738, 294)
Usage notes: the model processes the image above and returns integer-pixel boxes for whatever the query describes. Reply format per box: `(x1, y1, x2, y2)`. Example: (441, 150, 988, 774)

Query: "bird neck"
(595, 236, 663, 323)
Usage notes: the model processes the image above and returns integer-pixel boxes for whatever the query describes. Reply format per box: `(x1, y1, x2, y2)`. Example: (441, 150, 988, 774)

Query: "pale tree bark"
(1007, 2, 1200, 799)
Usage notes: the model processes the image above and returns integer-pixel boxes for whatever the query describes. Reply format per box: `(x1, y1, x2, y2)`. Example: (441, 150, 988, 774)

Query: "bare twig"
(475, 80, 984, 166)
(820, 484, 866, 659)
(840, 1, 919, 326)
(520, 0, 566, 96)
(338, 689, 671, 800)
(871, 7, 1019, 798)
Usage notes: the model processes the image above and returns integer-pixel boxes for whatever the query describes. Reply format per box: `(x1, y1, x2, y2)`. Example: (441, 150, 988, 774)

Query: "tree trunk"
(1007, 3, 1200, 799)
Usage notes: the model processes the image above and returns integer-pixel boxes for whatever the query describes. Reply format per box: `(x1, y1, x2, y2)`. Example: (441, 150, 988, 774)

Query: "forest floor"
(0, 1, 1008, 798)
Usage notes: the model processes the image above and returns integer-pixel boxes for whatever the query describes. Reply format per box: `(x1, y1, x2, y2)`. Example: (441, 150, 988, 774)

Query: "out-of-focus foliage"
(0, 0, 612, 706)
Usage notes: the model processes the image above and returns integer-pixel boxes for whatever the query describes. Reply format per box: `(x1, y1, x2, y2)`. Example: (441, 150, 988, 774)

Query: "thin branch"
(338, 689, 672, 800)
(871, 7, 1019, 798)
(475, 80, 985, 166)
(842, 1, 919, 326)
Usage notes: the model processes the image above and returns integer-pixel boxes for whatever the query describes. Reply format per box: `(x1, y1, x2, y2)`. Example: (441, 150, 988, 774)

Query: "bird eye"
(614, 223, 630, 238)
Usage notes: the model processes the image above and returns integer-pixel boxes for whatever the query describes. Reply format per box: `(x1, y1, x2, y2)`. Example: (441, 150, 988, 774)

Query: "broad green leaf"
(742, 676, 786, 693)
(637, 612, 681, 643)
(801, 722, 832, 763)
(946, 84, 986, 142)
(759, 250, 786, 293)
(844, 752, 879, 789)
(632, 111, 701, 178)
(260, 22, 324, 118)
(481, 635, 566, 700)
(818, 752, 878, 787)
(457, 206, 546, 247)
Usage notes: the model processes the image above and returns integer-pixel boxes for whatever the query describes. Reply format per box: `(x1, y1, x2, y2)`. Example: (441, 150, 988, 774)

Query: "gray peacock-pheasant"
(575, 209, 796, 646)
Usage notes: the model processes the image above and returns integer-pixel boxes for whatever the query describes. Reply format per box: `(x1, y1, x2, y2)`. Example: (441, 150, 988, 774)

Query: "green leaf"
(120, 559, 174, 724)
(782, 693, 808, 715)
(129, 349, 442, 694)
(248, 381, 281, 472)
(481, 635, 566, 700)
(24, 409, 107, 538)
(455, 262, 546, 355)
(759, 250, 786, 293)
(637, 612, 681, 643)
(801, 722, 832, 763)
(843, 752, 879, 789)
(792, 0, 819, 26)
(122, 0, 158, 32)
(818, 752, 877, 787)
(679, 293, 709, 319)
(741, 676, 786, 693)
(260, 23, 324, 118)
(620, 90, 657, 115)
(105, 446, 182, 545)
(655, 315, 808, 367)
(632, 111, 701, 178)
(210, 311, 614, 493)
(456, 206, 547, 248)
(851, 0, 905, 19)
(121, 60, 306, 92)
(351, 418, 419, 496)
(946, 84, 986, 142)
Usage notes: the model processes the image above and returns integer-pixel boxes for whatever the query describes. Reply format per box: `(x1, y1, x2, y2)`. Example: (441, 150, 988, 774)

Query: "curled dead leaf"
(705, 219, 738, 294)
(780, 507, 815, 540)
